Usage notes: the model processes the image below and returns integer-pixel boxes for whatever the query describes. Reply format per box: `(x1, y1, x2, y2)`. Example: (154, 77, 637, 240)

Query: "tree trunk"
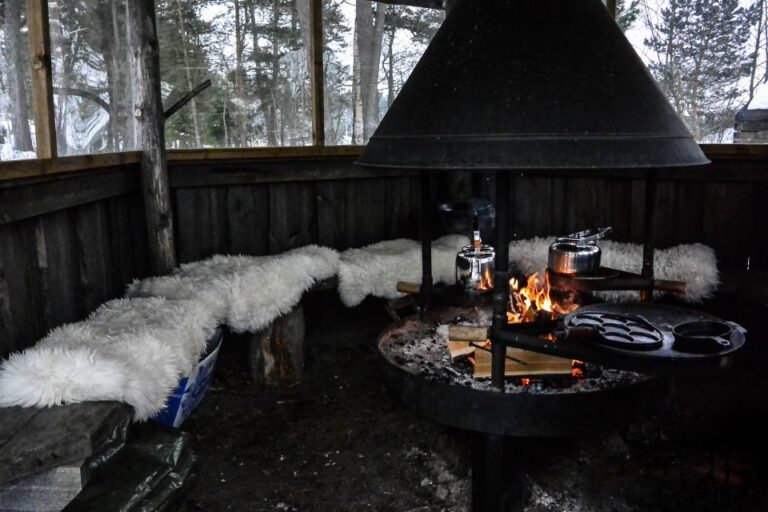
(127, 0, 177, 275)
(234, 0, 248, 146)
(98, 0, 116, 150)
(352, 0, 386, 142)
(175, 0, 202, 147)
(386, 27, 395, 107)
(266, 0, 281, 146)
(5, 0, 34, 152)
(748, 0, 766, 103)
(295, 0, 312, 76)
(352, 10, 364, 144)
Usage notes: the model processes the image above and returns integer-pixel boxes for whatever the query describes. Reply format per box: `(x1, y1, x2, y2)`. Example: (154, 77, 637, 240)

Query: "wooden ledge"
(0, 143, 766, 184)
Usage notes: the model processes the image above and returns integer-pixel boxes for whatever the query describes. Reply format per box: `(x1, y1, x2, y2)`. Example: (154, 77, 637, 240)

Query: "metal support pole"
(472, 433, 526, 512)
(420, 171, 433, 314)
(640, 169, 658, 302)
(491, 171, 510, 391)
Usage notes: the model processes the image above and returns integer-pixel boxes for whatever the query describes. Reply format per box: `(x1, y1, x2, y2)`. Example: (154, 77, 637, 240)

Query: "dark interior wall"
(171, 154, 768, 272)
(0, 151, 765, 357)
(169, 157, 423, 262)
(0, 166, 150, 356)
(477, 155, 767, 271)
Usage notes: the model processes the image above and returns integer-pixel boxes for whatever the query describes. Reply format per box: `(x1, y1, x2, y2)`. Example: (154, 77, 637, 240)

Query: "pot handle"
(713, 335, 732, 348)
(557, 226, 612, 244)
(726, 321, 748, 335)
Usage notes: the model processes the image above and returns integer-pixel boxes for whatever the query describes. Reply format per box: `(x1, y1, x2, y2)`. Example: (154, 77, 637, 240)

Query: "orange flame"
(478, 266, 493, 291)
(507, 272, 577, 324)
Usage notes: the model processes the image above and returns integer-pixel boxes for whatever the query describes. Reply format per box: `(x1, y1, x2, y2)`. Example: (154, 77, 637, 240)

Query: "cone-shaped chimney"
(357, 0, 708, 169)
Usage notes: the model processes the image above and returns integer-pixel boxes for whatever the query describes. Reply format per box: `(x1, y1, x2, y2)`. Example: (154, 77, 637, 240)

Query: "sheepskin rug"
(338, 235, 469, 307)
(127, 245, 340, 332)
(0, 298, 218, 420)
(508, 237, 719, 302)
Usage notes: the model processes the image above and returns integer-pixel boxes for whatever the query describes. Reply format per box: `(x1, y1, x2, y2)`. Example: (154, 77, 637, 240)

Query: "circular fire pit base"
(378, 310, 667, 437)
(380, 360, 666, 437)
(379, 309, 672, 512)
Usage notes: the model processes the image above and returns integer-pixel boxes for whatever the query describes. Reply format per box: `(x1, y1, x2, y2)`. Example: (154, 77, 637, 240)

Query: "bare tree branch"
(163, 79, 212, 120)
(53, 87, 111, 112)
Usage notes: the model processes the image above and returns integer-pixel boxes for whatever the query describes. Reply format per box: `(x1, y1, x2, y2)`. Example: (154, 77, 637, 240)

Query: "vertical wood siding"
(173, 175, 422, 262)
(0, 175, 149, 356)
(0, 155, 765, 357)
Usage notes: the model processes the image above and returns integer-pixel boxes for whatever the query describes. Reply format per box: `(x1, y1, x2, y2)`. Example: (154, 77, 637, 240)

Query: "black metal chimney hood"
(357, 0, 709, 170)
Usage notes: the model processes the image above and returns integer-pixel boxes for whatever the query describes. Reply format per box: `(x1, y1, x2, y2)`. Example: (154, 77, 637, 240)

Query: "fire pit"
(377, 299, 745, 511)
(378, 306, 663, 438)
(378, 304, 667, 512)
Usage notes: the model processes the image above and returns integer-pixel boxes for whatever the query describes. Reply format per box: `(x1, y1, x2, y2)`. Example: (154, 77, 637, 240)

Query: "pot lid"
(357, 0, 709, 170)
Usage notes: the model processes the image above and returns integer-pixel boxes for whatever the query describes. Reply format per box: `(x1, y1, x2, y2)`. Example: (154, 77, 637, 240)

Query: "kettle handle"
(557, 226, 613, 244)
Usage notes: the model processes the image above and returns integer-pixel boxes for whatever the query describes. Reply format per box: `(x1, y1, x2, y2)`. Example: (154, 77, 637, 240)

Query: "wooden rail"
(0, 144, 766, 184)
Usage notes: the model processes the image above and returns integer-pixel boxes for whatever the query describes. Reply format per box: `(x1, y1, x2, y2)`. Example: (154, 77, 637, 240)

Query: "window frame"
(0, 0, 765, 183)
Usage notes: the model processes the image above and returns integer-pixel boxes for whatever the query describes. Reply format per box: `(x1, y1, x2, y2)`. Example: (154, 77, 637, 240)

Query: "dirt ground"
(177, 294, 768, 512)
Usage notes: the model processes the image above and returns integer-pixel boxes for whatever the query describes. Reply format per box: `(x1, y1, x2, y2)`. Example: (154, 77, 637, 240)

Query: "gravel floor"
(177, 295, 768, 512)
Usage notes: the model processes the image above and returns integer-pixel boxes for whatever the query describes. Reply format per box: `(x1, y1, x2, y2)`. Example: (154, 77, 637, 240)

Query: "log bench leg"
(247, 304, 306, 388)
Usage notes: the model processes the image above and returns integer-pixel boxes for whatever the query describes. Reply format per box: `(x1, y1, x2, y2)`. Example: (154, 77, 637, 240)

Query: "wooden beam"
(701, 143, 768, 160)
(167, 145, 363, 162)
(168, 156, 419, 188)
(0, 143, 765, 185)
(127, 0, 177, 275)
(0, 152, 141, 183)
(310, 0, 325, 146)
(0, 167, 140, 224)
(26, 0, 57, 159)
(368, 0, 444, 8)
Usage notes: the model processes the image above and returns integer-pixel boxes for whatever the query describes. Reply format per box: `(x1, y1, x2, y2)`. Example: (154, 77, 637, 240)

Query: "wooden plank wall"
(0, 166, 149, 356)
(170, 157, 423, 262)
(0, 152, 765, 357)
(493, 159, 768, 271)
(171, 155, 767, 273)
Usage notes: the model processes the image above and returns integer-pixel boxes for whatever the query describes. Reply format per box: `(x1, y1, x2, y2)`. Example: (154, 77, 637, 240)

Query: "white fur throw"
(508, 237, 719, 302)
(127, 245, 340, 332)
(0, 298, 218, 420)
(338, 235, 469, 307)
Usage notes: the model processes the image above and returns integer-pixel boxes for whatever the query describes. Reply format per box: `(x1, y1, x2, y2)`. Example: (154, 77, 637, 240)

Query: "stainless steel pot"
(548, 242, 601, 274)
(547, 227, 611, 275)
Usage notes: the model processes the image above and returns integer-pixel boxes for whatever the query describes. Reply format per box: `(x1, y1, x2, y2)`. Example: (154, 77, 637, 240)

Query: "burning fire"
(507, 272, 578, 324)
(478, 267, 493, 291)
(506, 272, 583, 381)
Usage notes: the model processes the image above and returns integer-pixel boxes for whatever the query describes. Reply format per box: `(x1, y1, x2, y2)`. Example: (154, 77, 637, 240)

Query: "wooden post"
(310, 0, 325, 146)
(127, 0, 177, 275)
(247, 305, 306, 388)
(26, 0, 57, 159)
(606, 0, 617, 19)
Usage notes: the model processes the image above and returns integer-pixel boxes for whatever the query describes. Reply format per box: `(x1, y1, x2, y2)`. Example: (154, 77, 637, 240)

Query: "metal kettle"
(456, 228, 495, 293)
(547, 227, 612, 275)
